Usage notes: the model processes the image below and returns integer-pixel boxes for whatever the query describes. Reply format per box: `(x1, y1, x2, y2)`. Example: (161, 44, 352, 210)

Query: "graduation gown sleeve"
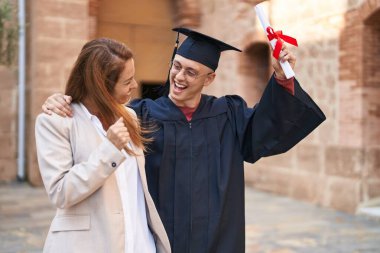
(226, 75, 326, 163)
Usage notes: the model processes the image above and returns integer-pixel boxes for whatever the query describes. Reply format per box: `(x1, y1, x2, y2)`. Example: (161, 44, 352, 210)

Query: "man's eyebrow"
(174, 60, 197, 71)
(173, 60, 181, 65)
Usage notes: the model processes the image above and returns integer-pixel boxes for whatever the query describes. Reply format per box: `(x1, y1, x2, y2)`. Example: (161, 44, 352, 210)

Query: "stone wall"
(26, 0, 91, 185)
(194, 0, 380, 213)
(2, 0, 379, 214)
(338, 0, 380, 206)
(95, 0, 174, 91)
(0, 66, 17, 181)
(0, 0, 19, 182)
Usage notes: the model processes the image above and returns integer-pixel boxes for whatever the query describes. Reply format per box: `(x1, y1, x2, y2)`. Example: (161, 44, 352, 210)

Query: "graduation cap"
(159, 27, 242, 97)
(173, 27, 242, 71)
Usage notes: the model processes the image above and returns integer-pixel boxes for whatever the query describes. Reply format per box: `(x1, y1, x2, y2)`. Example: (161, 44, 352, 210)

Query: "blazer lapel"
(72, 103, 122, 211)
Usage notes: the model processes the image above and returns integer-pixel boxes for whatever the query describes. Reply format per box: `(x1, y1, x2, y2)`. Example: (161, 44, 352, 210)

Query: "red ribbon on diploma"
(266, 26, 298, 59)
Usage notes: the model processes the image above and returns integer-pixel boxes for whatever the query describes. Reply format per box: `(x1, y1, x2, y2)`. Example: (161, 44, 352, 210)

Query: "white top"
(80, 104, 156, 253)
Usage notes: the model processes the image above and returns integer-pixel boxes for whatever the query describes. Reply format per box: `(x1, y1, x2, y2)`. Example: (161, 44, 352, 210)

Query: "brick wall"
(173, 0, 201, 27)
(337, 0, 380, 210)
(237, 43, 271, 106)
(2, 0, 379, 214)
(361, 2, 380, 201)
(0, 0, 19, 182)
(95, 0, 174, 97)
(0, 66, 17, 181)
(194, 0, 380, 213)
(26, 0, 91, 185)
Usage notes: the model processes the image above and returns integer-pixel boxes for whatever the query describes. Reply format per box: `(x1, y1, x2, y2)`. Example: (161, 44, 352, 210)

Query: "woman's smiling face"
(111, 58, 137, 104)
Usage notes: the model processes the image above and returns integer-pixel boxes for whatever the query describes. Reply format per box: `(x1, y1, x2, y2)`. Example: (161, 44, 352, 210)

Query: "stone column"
(0, 0, 21, 182)
(26, 0, 91, 185)
(0, 66, 17, 181)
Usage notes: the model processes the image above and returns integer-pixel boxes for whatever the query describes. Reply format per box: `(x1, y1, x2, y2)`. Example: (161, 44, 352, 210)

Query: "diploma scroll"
(255, 4, 296, 79)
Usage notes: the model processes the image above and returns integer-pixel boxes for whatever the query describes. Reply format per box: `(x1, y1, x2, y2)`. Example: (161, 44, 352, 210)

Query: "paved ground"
(1, 182, 380, 253)
(245, 189, 380, 253)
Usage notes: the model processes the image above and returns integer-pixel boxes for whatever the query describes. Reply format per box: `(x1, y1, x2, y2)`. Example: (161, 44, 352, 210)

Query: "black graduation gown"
(130, 76, 326, 253)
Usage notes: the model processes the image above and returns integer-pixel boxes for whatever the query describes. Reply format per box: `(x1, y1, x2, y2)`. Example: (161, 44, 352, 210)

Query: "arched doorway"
(338, 0, 380, 211)
(238, 42, 271, 106)
(363, 8, 380, 201)
(363, 9, 380, 147)
(95, 0, 175, 98)
(93, 0, 202, 99)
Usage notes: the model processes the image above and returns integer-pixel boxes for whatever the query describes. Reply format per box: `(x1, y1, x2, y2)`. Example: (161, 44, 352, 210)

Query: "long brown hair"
(65, 38, 148, 155)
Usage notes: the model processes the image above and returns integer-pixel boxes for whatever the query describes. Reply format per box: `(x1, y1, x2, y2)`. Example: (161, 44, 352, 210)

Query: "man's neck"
(168, 94, 201, 109)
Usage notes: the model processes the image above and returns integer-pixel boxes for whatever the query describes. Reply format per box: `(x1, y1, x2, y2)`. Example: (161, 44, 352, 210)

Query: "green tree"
(0, 0, 17, 66)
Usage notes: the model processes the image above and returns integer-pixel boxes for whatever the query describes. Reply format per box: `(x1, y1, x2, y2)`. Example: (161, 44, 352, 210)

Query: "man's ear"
(203, 72, 216, 87)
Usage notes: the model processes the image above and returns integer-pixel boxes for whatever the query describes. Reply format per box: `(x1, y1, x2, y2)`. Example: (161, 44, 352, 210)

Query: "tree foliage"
(0, 0, 17, 66)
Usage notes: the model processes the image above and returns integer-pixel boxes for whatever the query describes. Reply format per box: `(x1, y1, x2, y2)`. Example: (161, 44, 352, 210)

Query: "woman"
(35, 38, 171, 253)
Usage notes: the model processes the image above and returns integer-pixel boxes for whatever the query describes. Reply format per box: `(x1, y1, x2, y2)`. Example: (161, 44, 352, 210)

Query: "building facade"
(0, 0, 379, 213)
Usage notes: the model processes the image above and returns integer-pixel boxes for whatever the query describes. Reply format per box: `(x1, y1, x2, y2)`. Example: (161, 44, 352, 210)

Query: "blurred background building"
(0, 0, 379, 214)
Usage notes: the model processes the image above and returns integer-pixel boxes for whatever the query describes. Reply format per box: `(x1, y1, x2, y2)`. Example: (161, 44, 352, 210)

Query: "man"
(42, 28, 325, 253)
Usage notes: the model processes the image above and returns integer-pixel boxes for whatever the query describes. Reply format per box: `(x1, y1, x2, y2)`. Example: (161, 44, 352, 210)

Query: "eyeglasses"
(170, 61, 213, 82)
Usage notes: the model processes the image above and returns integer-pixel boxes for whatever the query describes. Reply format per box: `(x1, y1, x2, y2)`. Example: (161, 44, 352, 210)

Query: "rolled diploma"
(255, 5, 295, 79)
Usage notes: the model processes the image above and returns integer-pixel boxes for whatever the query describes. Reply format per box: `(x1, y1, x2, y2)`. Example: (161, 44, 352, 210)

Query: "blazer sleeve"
(35, 113, 126, 209)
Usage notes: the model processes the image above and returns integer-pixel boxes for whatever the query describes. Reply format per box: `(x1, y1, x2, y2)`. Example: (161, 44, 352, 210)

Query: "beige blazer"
(35, 103, 171, 253)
